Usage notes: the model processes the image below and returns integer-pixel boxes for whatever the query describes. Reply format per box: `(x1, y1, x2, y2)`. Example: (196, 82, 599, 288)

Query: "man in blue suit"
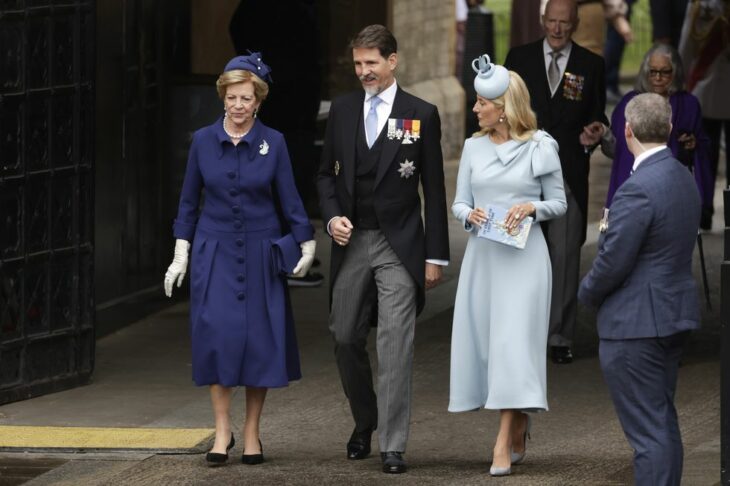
(578, 92, 701, 486)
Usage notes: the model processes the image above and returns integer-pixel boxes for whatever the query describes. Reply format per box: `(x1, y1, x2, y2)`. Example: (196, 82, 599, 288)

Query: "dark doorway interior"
(1, 0, 389, 404)
(0, 1, 95, 405)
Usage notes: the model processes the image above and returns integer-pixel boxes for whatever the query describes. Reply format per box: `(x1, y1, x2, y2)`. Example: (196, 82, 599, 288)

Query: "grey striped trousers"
(329, 228, 417, 453)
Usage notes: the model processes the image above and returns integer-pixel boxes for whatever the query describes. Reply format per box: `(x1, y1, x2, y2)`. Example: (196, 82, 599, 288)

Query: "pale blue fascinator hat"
(223, 52, 273, 83)
(472, 54, 510, 99)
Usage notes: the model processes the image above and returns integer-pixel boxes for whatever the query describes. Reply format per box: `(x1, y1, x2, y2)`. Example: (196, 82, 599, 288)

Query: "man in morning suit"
(579, 93, 701, 486)
(316, 25, 449, 474)
(504, 0, 608, 364)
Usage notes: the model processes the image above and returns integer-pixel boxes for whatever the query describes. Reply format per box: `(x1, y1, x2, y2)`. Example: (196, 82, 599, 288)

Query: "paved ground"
(0, 112, 724, 485)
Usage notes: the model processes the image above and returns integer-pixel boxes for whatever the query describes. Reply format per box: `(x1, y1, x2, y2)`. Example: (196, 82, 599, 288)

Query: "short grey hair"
(625, 93, 672, 144)
(635, 43, 685, 95)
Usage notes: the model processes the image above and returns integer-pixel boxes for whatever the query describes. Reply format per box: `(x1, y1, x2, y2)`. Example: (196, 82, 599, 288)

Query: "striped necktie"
(548, 51, 562, 94)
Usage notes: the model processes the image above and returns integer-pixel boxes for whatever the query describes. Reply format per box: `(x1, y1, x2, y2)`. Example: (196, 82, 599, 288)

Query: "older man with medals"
(505, 0, 609, 364)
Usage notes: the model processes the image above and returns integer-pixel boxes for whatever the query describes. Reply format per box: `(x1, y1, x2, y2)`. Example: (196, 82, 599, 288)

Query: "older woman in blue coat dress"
(163, 53, 316, 466)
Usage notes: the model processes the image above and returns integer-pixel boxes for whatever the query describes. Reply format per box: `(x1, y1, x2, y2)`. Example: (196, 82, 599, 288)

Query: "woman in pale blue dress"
(449, 55, 567, 476)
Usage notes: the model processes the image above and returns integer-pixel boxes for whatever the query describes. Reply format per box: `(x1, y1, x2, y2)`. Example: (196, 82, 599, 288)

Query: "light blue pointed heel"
(489, 464, 512, 476)
(510, 413, 532, 465)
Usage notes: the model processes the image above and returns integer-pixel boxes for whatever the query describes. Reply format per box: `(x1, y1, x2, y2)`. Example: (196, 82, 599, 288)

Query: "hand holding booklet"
(477, 205, 533, 249)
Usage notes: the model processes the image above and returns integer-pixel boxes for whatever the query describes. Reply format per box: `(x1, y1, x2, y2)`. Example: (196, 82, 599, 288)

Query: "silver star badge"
(398, 159, 415, 179)
(259, 140, 269, 155)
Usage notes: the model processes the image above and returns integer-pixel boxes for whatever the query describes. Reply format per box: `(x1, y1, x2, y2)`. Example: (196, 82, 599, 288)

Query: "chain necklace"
(223, 112, 250, 139)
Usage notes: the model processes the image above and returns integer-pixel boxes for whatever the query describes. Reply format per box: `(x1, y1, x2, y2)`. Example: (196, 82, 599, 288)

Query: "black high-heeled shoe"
(242, 439, 264, 465)
(205, 433, 235, 466)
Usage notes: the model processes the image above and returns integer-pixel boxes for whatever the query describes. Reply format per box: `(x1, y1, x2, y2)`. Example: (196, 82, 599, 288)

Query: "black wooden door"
(0, 0, 95, 404)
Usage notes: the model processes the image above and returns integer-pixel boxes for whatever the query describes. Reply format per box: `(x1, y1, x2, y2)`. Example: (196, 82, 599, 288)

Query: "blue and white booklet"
(477, 205, 533, 249)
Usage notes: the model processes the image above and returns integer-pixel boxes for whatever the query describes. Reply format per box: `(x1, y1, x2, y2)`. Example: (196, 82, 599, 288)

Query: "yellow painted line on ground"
(0, 426, 214, 450)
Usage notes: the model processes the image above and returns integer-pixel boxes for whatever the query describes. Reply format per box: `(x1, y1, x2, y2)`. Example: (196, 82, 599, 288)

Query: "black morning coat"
(316, 86, 450, 315)
(505, 39, 608, 243)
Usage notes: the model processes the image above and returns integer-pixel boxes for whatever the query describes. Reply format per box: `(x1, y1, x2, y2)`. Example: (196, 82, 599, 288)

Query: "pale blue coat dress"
(449, 130, 567, 412)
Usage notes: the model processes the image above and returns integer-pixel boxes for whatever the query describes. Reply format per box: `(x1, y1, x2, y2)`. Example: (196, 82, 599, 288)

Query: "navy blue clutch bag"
(271, 234, 302, 275)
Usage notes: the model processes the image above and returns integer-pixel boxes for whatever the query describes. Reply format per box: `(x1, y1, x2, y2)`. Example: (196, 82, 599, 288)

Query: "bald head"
(542, 0, 578, 51)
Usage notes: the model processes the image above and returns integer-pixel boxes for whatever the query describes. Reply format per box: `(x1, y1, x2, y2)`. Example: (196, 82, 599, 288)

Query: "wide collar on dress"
(493, 135, 526, 166)
(492, 130, 559, 177)
(214, 117, 265, 161)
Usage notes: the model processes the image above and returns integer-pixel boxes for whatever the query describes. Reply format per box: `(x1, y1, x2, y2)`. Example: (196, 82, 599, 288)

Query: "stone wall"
(391, 0, 465, 159)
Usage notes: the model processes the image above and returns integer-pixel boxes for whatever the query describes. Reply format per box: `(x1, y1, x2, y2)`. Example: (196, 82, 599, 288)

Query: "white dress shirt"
(543, 39, 572, 96)
(363, 80, 398, 146)
(632, 145, 667, 173)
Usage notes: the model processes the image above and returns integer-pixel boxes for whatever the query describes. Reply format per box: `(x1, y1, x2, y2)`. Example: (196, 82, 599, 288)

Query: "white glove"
(291, 239, 316, 277)
(164, 239, 190, 297)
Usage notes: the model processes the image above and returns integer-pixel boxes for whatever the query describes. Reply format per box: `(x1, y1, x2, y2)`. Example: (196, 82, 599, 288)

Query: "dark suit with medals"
(579, 147, 700, 485)
(505, 39, 608, 351)
(317, 83, 449, 453)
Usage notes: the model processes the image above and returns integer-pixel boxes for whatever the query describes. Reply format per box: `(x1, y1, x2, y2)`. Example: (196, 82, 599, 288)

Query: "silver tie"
(365, 96, 382, 148)
(548, 51, 562, 94)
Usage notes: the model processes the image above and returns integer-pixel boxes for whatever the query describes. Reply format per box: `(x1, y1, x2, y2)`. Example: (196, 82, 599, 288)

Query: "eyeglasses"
(648, 69, 673, 78)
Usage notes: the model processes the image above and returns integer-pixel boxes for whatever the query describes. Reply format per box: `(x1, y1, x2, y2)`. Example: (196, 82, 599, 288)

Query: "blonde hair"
(216, 70, 269, 101)
(474, 71, 537, 141)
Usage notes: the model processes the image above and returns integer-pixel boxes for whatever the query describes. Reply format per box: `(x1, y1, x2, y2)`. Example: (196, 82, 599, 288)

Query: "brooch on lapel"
(334, 160, 340, 176)
(562, 72, 585, 101)
(387, 118, 421, 144)
(259, 140, 269, 155)
(398, 159, 416, 179)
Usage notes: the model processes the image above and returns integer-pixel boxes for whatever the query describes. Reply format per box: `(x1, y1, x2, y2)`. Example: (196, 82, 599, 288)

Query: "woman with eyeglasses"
(598, 43, 713, 213)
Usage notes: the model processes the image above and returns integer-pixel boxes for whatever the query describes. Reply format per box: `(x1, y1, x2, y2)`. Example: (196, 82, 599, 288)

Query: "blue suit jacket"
(578, 148, 701, 339)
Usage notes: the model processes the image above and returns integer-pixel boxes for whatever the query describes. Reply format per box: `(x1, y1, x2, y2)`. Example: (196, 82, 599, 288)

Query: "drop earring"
(253, 108, 258, 119)
(498, 114, 505, 123)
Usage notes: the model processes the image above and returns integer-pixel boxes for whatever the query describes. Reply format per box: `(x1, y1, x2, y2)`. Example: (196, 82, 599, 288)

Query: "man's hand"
(579, 122, 605, 147)
(425, 262, 443, 290)
(331, 216, 354, 247)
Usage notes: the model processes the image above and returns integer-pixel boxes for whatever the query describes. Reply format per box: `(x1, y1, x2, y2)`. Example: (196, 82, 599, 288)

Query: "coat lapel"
(342, 93, 364, 196)
(528, 41, 552, 125)
(552, 45, 580, 108)
(375, 87, 415, 188)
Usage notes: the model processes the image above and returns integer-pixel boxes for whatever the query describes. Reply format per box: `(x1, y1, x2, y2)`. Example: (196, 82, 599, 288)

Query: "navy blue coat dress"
(173, 117, 313, 387)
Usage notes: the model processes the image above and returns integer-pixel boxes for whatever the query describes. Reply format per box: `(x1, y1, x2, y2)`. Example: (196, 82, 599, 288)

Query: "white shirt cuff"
(326, 217, 338, 236)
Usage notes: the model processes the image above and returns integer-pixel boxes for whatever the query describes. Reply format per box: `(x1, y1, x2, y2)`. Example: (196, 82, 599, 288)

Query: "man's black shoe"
(551, 346, 573, 364)
(346, 428, 372, 460)
(381, 451, 407, 474)
(286, 271, 324, 287)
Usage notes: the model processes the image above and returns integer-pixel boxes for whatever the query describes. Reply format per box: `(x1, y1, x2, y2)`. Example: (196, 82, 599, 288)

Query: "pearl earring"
(498, 115, 505, 123)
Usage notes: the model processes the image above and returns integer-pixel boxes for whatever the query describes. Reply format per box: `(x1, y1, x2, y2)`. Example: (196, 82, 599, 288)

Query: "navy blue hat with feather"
(224, 52, 273, 83)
